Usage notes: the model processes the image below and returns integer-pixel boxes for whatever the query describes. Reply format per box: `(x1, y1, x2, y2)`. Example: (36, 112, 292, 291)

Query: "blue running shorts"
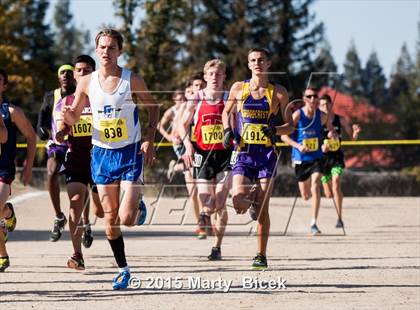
(91, 142, 144, 185)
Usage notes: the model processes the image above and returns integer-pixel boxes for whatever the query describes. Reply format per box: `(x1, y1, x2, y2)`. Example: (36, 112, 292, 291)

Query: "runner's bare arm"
(0, 115, 7, 143)
(321, 110, 337, 138)
(341, 117, 361, 140)
(173, 102, 187, 136)
(280, 110, 308, 152)
(131, 74, 159, 143)
(131, 73, 158, 166)
(178, 101, 195, 146)
(274, 85, 294, 135)
(10, 105, 36, 185)
(222, 82, 241, 130)
(61, 75, 90, 127)
(179, 100, 196, 168)
(158, 108, 175, 142)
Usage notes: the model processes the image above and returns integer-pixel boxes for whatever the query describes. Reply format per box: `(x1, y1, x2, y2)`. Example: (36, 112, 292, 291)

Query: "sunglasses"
(305, 94, 318, 99)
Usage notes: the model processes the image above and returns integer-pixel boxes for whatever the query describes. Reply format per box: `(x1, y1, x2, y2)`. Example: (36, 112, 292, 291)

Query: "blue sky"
(50, 0, 419, 78)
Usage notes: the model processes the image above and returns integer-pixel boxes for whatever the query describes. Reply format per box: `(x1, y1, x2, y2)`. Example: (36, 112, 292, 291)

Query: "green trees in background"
(0, 0, 90, 121)
(363, 51, 387, 108)
(388, 42, 420, 167)
(112, 0, 324, 98)
(0, 0, 55, 121)
(52, 0, 92, 65)
(342, 40, 364, 98)
(311, 39, 339, 89)
(0, 0, 418, 169)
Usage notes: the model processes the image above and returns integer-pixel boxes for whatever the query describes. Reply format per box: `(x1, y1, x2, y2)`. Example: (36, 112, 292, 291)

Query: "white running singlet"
(89, 68, 141, 149)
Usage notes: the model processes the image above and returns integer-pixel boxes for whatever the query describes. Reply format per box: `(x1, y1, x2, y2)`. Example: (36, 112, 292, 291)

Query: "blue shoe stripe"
(137, 200, 147, 226)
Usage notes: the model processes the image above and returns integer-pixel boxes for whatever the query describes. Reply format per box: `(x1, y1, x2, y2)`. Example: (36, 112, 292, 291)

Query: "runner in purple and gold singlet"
(222, 48, 293, 270)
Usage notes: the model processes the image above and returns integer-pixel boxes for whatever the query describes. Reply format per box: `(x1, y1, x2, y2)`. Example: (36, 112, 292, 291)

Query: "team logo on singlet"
(98, 105, 122, 118)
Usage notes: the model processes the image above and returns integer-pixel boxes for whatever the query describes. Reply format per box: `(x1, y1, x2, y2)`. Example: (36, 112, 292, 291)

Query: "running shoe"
(4, 203, 16, 232)
(167, 159, 176, 180)
(0, 256, 10, 272)
(82, 224, 93, 248)
(310, 224, 322, 235)
(198, 212, 212, 236)
(196, 227, 207, 239)
(112, 270, 131, 290)
(137, 199, 147, 226)
(50, 214, 67, 242)
(336, 219, 344, 229)
(207, 247, 222, 261)
(252, 253, 268, 270)
(67, 252, 85, 271)
(248, 203, 258, 221)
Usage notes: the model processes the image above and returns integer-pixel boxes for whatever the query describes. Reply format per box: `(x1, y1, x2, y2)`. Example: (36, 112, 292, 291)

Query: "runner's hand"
(352, 124, 361, 140)
(327, 129, 338, 139)
(55, 130, 66, 143)
(141, 141, 155, 166)
(223, 128, 234, 149)
(172, 135, 182, 145)
(298, 144, 309, 153)
(21, 160, 32, 186)
(182, 143, 195, 169)
(262, 125, 277, 143)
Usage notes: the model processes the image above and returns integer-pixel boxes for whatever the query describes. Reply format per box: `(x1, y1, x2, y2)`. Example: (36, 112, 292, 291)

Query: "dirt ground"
(1, 185, 419, 309)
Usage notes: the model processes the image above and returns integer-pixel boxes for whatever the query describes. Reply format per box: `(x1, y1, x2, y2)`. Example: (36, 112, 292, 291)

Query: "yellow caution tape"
(16, 139, 420, 149)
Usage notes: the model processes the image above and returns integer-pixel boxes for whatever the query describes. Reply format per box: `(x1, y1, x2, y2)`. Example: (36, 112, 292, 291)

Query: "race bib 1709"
(201, 124, 224, 144)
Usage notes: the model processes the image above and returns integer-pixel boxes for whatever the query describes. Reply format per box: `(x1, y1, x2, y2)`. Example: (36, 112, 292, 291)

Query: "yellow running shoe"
(0, 256, 10, 272)
(4, 203, 16, 232)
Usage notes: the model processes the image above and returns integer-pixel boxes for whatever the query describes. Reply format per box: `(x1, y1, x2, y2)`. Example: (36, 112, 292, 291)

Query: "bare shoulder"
(8, 103, 23, 116)
(230, 81, 244, 93)
(8, 104, 28, 124)
(292, 109, 301, 120)
(274, 84, 288, 99)
(78, 74, 92, 93)
(130, 71, 147, 90)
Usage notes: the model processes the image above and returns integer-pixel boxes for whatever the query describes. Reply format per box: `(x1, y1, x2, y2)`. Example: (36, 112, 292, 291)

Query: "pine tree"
(113, 0, 142, 71)
(52, 0, 92, 66)
(342, 40, 364, 98)
(181, 0, 324, 93)
(0, 1, 34, 103)
(23, 0, 56, 100)
(135, 0, 186, 92)
(311, 39, 339, 89)
(388, 42, 419, 167)
(363, 51, 387, 107)
(0, 0, 56, 118)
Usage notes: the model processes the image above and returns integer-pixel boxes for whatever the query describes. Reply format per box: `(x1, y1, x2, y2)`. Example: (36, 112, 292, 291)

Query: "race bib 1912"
(241, 123, 268, 144)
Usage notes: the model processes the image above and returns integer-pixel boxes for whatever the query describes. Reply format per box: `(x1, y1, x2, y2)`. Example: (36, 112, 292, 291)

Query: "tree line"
(0, 0, 418, 169)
